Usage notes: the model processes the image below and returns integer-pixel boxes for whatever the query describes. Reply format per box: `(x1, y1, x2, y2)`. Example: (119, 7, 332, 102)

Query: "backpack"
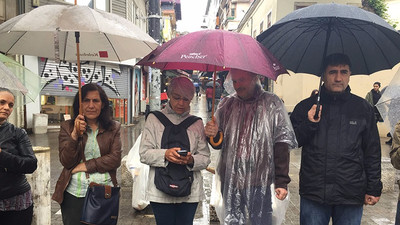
(150, 111, 201, 197)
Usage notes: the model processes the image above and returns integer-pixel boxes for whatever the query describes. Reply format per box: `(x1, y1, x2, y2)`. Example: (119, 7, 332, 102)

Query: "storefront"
(39, 58, 143, 124)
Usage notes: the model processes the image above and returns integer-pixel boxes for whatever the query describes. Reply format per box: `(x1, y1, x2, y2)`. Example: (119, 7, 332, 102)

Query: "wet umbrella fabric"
(137, 29, 287, 80)
(0, 5, 158, 62)
(0, 61, 28, 98)
(257, 3, 400, 76)
(0, 54, 46, 104)
(376, 67, 400, 135)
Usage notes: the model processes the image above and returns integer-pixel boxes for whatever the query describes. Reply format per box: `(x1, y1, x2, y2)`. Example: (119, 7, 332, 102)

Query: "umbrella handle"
(313, 75, 323, 120)
(209, 131, 223, 146)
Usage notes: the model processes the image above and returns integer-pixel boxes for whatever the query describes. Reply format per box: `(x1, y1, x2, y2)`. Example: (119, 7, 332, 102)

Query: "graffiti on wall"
(40, 59, 121, 96)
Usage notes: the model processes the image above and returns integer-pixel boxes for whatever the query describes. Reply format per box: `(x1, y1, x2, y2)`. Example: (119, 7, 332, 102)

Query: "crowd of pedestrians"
(3, 53, 399, 225)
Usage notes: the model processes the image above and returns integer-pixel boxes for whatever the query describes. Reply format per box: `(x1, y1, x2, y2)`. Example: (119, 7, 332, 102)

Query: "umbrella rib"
(142, 40, 157, 53)
(339, 19, 374, 74)
(289, 20, 325, 73)
(265, 19, 325, 73)
(63, 31, 69, 61)
(103, 33, 121, 62)
(5, 31, 27, 54)
(341, 18, 395, 73)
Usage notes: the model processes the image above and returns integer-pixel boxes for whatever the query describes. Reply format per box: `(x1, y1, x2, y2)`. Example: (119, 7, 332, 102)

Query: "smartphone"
(177, 149, 188, 156)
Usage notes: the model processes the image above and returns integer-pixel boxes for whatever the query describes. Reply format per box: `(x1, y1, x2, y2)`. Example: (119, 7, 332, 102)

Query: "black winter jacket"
(0, 122, 37, 199)
(290, 86, 382, 205)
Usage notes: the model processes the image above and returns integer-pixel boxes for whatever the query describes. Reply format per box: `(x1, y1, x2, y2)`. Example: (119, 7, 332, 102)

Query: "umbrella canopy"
(376, 67, 400, 135)
(257, 3, 400, 76)
(0, 5, 158, 62)
(0, 54, 46, 104)
(137, 29, 287, 80)
(0, 61, 28, 98)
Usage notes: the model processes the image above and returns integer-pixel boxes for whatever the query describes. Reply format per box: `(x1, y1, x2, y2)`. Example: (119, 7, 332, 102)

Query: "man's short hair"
(374, 82, 381, 87)
(322, 53, 352, 74)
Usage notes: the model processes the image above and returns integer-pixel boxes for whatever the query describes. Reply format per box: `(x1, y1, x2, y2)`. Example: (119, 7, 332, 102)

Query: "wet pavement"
(28, 94, 399, 225)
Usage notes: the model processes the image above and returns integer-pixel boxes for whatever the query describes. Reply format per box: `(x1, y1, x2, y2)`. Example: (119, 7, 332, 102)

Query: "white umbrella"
(0, 4, 158, 62)
(0, 53, 46, 104)
(0, 4, 158, 113)
(0, 61, 28, 98)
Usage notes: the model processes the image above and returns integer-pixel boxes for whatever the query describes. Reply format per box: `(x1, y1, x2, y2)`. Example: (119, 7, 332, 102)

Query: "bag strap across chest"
(150, 111, 201, 151)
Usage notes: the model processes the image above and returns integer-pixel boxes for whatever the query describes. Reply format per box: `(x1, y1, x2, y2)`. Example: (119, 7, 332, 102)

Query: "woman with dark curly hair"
(52, 83, 122, 225)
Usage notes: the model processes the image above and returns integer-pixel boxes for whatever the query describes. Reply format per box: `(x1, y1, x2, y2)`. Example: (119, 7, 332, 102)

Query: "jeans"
(396, 200, 400, 225)
(300, 197, 363, 225)
(150, 202, 198, 225)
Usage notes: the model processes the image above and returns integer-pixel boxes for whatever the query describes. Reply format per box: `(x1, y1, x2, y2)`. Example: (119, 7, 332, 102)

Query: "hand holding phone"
(177, 149, 188, 156)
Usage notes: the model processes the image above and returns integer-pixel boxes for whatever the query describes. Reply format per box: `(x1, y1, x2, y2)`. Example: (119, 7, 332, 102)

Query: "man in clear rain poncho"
(205, 69, 297, 225)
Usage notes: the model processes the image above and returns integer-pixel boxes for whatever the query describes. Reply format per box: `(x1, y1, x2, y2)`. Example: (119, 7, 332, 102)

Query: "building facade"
(1, 0, 152, 129)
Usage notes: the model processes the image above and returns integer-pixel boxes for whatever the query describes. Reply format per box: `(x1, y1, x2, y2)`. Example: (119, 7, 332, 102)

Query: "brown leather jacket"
(52, 120, 122, 204)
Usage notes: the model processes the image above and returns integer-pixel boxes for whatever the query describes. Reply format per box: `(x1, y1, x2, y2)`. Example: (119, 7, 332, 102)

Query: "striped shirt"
(66, 127, 113, 198)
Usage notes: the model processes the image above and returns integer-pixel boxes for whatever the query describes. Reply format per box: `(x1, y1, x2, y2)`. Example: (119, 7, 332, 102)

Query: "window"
(231, 8, 235, 17)
(267, 12, 271, 28)
(294, 2, 316, 10)
(259, 21, 264, 34)
(127, 0, 138, 24)
(64, 0, 110, 11)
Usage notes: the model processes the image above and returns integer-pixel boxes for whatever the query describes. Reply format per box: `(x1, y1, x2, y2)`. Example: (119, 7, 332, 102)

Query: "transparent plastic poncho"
(213, 85, 297, 225)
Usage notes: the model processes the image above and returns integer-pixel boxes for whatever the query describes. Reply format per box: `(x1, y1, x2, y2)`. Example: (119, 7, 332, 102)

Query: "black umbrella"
(257, 3, 400, 117)
(257, 3, 400, 76)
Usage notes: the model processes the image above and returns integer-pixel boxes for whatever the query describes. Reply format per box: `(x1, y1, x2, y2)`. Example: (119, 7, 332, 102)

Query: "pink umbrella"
(137, 29, 287, 79)
(137, 29, 288, 145)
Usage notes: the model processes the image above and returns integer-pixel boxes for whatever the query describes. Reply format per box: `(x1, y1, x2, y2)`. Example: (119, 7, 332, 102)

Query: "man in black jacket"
(290, 53, 382, 225)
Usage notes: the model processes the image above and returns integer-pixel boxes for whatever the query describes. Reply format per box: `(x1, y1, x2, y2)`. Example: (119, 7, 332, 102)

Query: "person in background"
(193, 81, 200, 97)
(365, 81, 383, 123)
(140, 76, 210, 225)
(0, 88, 38, 225)
(290, 53, 382, 225)
(205, 69, 297, 224)
(206, 86, 213, 112)
(52, 83, 122, 225)
(214, 82, 223, 108)
(390, 120, 400, 225)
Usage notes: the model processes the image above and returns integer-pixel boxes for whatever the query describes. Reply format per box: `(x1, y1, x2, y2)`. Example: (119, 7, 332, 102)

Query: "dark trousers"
(0, 204, 33, 225)
(300, 197, 363, 225)
(60, 191, 86, 225)
(150, 201, 198, 225)
(206, 98, 212, 111)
